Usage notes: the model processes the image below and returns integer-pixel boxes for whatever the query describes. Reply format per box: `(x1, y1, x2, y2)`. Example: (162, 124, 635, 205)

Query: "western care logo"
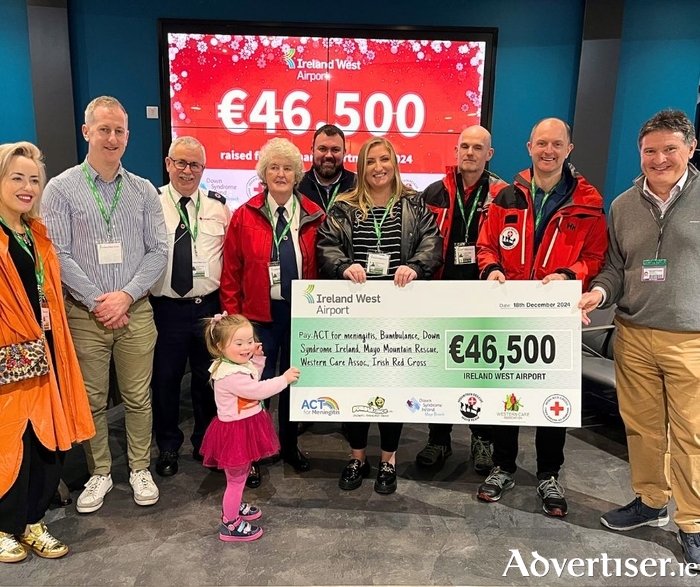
(282, 48, 296, 68)
(303, 284, 315, 303)
(542, 394, 571, 424)
(458, 392, 483, 421)
(496, 393, 529, 421)
(352, 396, 390, 416)
(300, 396, 340, 416)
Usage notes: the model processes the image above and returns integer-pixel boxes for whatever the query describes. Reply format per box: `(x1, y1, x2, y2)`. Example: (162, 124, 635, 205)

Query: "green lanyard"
(81, 162, 123, 238)
(0, 216, 46, 299)
(370, 195, 396, 251)
(265, 197, 297, 260)
(531, 177, 556, 230)
(456, 184, 484, 242)
(325, 184, 340, 212)
(169, 186, 201, 253)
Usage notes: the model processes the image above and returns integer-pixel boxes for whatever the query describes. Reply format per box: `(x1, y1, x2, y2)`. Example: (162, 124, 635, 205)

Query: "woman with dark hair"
(317, 137, 442, 494)
(0, 142, 94, 562)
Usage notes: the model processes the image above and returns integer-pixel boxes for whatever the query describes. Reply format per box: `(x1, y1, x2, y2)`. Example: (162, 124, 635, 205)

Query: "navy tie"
(171, 197, 193, 296)
(276, 206, 298, 302)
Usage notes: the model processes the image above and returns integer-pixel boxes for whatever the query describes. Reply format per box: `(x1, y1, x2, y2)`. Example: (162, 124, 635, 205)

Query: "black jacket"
(297, 168, 357, 211)
(316, 193, 443, 280)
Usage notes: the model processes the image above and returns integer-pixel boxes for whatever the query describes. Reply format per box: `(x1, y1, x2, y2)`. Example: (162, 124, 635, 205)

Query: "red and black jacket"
(477, 163, 608, 289)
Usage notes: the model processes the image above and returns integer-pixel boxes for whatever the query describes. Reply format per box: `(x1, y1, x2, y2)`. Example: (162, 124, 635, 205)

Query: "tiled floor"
(0, 388, 695, 586)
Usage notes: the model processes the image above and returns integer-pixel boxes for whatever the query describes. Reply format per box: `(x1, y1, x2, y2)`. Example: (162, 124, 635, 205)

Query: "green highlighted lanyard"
(169, 186, 201, 254)
(81, 163, 123, 238)
(370, 195, 396, 251)
(456, 185, 484, 242)
(265, 197, 297, 260)
(0, 216, 46, 300)
(325, 184, 340, 212)
(531, 178, 556, 230)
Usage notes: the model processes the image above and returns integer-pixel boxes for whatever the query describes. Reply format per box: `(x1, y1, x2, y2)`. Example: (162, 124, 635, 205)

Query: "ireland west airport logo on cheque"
(303, 284, 315, 303)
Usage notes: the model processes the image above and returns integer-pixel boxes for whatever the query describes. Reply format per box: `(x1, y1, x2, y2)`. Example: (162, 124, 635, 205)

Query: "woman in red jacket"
(220, 138, 324, 487)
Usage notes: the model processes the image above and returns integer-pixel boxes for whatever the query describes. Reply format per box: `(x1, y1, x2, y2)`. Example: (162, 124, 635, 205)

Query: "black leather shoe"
(282, 448, 311, 472)
(339, 458, 371, 490)
(156, 450, 179, 477)
(374, 461, 397, 494)
(246, 463, 261, 488)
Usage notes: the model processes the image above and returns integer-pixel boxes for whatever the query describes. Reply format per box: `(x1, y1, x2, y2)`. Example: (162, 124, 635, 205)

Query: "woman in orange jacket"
(0, 142, 95, 563)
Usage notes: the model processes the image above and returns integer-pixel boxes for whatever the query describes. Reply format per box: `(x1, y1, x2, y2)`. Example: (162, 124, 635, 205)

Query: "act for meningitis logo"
(300, 396, 340, 416)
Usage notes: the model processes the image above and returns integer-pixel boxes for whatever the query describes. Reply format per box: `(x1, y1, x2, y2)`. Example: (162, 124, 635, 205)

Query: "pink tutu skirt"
(199, 410, 280, 469)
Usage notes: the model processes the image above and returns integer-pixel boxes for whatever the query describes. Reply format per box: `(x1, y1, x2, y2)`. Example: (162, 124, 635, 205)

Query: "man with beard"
(297, 125, 357, 211)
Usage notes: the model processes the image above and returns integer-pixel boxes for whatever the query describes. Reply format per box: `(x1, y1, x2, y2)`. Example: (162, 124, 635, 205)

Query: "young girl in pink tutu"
(200, 312, 300, 542)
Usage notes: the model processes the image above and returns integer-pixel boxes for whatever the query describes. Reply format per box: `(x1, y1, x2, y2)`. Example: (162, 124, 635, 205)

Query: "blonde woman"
(0, 142, 94, 562)
(316, 137, 442, 494)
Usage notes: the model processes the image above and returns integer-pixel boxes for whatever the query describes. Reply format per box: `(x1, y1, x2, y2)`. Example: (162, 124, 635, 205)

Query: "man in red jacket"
(476, 118, 608, 517)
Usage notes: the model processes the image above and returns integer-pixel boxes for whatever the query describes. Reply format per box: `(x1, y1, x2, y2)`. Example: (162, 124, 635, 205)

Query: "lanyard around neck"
(81, 162, 123, 237)
(169, 186, 201, 243)
(265, 197, 297, 259)
(531, 177, 557, 230)
(0, 216, 45, 295)
(370, 195, 396, 250)
(456, 184, 484, 242)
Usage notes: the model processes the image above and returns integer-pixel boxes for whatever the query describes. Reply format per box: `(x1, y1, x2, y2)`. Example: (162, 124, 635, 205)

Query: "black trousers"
(427, 423, 492, 445)
(346, 422, 403, 453)
(491, 425, 566, 479)
(254, 300, 298, 453)
(151, 292, 219, 454)
(0, 423, 64, 535)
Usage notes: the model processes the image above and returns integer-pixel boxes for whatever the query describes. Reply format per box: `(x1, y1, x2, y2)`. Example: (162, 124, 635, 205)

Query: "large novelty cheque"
(290, 280, 582, 427)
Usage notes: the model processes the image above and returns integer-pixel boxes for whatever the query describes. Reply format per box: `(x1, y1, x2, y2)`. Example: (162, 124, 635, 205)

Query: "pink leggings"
(222, 462, 251, 522)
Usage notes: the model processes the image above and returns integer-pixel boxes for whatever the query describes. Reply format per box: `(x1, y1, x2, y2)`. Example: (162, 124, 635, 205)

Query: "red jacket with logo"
(220, 191, 324, 322)
(424, 166, 507, 279)
(477, 164, 607, 289)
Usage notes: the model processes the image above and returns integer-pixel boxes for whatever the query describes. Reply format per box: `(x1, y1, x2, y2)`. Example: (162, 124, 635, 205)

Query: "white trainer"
(76, 474, 113, 514)
(129, 469, 159, 506)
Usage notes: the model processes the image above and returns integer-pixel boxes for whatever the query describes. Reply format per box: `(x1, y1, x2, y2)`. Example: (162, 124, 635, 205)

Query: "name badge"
(641, 259, 667, 282)
(367, 252, 390, 276)
(41, 303, 52, 331)
(268, 262, 281, 286)
(192, 258, 209, 279)
(97, 241, 123, 265)
(454, 243, 476, 265)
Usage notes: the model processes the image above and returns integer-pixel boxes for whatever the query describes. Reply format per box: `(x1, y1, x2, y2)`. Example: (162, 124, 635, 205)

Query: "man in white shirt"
(150, 136, 232, 477)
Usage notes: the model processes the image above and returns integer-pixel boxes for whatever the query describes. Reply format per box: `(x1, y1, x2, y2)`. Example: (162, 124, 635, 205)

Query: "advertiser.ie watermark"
(504, 549, 698, 578)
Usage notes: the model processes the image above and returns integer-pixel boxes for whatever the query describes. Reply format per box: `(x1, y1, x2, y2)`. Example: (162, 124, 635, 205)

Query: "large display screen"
(160, 22, 496, 209)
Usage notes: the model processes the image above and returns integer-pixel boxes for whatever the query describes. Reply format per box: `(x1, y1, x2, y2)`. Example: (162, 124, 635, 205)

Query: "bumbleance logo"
(300, 396, 340, 416)
(303, 284, 315, 304)
(352, 396, 390, 416)
(458, 392, 483, 421)
(543, 394, 571, 424)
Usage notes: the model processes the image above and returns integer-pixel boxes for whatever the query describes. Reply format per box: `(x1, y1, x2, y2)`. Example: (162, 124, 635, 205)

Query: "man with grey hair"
(150, 136, 231, 477)
(580, 109, 700, 569)
(42, 96, 168, 512)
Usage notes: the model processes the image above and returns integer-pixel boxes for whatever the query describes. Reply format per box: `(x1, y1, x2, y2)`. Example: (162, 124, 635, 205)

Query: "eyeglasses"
(170, 159, 205, 172)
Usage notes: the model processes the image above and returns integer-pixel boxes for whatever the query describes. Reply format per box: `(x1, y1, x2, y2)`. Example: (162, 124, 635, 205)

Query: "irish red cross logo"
(549, 401, 565, 416)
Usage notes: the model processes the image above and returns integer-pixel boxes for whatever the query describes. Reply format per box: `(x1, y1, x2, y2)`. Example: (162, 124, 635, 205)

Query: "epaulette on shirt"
(207, 190, 226, 204)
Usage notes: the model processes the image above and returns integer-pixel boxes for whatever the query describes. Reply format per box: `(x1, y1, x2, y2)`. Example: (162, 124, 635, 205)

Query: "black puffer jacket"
(316, 193, 443, 280)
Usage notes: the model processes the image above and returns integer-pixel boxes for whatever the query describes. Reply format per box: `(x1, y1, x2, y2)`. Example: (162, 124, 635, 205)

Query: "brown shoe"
(19, 521, 68, 559)
(0, 532, 27, 563)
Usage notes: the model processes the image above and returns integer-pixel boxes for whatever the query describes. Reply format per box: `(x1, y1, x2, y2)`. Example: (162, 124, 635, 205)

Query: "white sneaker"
(76, 474, 113, 513)
(129, 469, 159, 506)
